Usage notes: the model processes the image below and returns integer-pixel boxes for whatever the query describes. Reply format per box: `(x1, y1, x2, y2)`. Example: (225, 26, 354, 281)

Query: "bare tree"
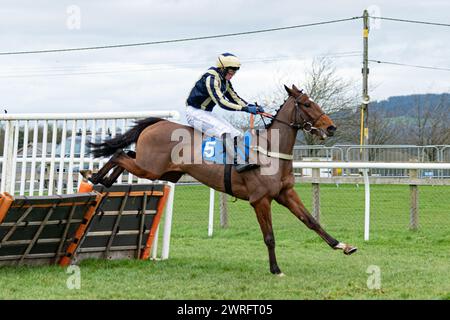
(408, 94, 450, 146)
(304, 57, 358, 113)
(223, 57, 411, 148)
(368, 107, 397, 145)
(287, 57, 400, 146)
(225, 57, 360, 142)
(275, 57, 360, 145)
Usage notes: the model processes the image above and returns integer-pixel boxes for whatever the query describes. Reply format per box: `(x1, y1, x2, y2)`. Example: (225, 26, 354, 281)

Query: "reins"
(257, 96, 324, 132)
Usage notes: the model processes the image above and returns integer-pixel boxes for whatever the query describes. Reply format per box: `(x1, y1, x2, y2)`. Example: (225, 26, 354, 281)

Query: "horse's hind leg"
(101, 151, 136, 187)
(90, 150, 136, 185)
(89, 154, 118, 184)
(276, 188, 357, 255)
(111, 150, 160, 180)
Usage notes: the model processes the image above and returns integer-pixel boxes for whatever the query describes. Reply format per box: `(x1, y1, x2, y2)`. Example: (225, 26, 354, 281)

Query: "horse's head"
(284, 84, 336, 139)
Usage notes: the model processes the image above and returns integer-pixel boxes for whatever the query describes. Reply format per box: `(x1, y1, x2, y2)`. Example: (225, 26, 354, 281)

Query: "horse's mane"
(265, 98, 289, 129)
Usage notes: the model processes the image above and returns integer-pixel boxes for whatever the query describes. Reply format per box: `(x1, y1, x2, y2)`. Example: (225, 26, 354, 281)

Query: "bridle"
(259, 94, 325, 132)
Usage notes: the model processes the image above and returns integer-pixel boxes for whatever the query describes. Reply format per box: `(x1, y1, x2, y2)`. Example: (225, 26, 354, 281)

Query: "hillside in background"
(296, 92, 450, 146)
(370, 93, 450, 117)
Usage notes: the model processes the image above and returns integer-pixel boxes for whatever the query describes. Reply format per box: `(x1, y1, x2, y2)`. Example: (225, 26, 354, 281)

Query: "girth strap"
(224, 164, 233, 196)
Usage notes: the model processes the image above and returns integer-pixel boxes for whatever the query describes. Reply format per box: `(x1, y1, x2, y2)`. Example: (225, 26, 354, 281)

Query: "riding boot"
(234, 163, 260, 173)
(232, 135, 260, 173)
(221, 133, 259, 173)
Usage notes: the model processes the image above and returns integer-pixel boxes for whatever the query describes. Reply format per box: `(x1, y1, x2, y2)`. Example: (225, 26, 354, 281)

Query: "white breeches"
(185, 106, 242, 139)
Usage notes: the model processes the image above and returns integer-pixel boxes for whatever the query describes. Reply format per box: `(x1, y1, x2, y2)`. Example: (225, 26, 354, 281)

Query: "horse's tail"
(88, 117, 164, 158)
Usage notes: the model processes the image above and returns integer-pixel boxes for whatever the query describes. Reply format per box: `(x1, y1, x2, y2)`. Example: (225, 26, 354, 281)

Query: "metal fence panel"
(0, 111, 179, 195)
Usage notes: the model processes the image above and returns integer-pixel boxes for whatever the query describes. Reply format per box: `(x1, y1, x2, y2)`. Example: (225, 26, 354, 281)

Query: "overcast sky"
(0, 0, 449, 121)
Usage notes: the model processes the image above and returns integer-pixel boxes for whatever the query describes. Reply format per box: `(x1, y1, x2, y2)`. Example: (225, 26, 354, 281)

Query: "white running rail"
(0, 111, 180, 195)
(292, 161, 450, 241)
(208, 161, 450, 240)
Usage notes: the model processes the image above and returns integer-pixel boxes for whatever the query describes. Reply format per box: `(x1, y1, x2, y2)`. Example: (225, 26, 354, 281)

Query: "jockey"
(185, 53, 264, 172)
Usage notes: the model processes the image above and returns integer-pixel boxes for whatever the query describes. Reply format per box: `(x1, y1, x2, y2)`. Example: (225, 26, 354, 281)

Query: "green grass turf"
(0, 183, 449, 299)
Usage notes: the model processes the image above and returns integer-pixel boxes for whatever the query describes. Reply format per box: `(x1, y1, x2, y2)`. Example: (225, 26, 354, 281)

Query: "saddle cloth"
(201, 130, 253, 164)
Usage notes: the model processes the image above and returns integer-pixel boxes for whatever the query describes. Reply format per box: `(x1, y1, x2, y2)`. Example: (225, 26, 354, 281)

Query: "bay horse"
(88, 84, 357, 275)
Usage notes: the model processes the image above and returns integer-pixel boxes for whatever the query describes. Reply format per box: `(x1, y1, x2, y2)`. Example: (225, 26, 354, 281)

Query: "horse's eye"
(304, 102, 311, 108)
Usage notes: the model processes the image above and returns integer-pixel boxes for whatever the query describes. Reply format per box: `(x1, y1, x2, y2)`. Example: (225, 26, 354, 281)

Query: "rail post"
(409, 169, 419, 230)
(220, 192, 228, 228)
(312, 168, 321, 222)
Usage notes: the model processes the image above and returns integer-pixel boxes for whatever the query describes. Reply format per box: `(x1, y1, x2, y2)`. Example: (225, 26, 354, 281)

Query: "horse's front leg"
(251, 196, 284, 276)
(275, 187, 357, 255)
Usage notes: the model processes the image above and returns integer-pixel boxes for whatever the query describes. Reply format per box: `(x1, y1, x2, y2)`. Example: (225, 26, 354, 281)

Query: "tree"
(241, 56, 360, 145)
(409, 94, 450, 146)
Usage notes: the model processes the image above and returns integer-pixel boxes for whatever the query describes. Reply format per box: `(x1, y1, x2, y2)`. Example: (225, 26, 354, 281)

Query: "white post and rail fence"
(0, 111, 179, 195)
(208, 161, 450, 241)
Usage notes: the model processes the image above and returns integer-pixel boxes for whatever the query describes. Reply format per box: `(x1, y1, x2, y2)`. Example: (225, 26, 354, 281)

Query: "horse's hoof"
(277, 273, 286, 277)
(344, 246, 358, 255)
(80, 169, 93, 180)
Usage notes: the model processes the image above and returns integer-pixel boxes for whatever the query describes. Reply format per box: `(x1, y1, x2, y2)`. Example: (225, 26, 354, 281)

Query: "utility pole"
(361, 10, 370, 160)
(361, 10, 371, 241)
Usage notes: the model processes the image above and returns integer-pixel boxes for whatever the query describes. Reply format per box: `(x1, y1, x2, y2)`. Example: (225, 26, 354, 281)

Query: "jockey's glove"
(242, 104, 259, 114)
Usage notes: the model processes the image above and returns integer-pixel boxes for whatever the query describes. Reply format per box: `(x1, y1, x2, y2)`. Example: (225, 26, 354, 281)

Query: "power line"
(0, 52, 361, 78)
(0, 17, 362, 56)
(369, 59, 450, 72)
(0, 15, 448, 57)
(369, 16, 450, 27)
(0, 51, 362, 74)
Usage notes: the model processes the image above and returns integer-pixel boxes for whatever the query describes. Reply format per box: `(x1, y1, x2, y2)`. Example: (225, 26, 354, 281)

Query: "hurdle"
(0, 182, 172, 266)
(0, 192, 101, 266)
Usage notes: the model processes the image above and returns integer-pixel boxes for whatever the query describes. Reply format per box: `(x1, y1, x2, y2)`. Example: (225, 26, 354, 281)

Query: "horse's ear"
(292, 84, 301, 93)
(284, 85, 293, 96)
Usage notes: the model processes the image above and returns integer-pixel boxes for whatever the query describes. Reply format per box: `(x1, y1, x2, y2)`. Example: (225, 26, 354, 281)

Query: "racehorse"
(88, 84, 357, 275)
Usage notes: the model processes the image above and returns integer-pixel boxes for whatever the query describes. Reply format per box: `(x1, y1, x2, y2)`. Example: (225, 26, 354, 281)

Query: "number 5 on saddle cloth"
(202, 131, 253, 165)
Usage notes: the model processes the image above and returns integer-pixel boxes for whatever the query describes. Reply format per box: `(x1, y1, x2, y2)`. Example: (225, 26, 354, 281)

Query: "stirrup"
(234, 163, 260, 173)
